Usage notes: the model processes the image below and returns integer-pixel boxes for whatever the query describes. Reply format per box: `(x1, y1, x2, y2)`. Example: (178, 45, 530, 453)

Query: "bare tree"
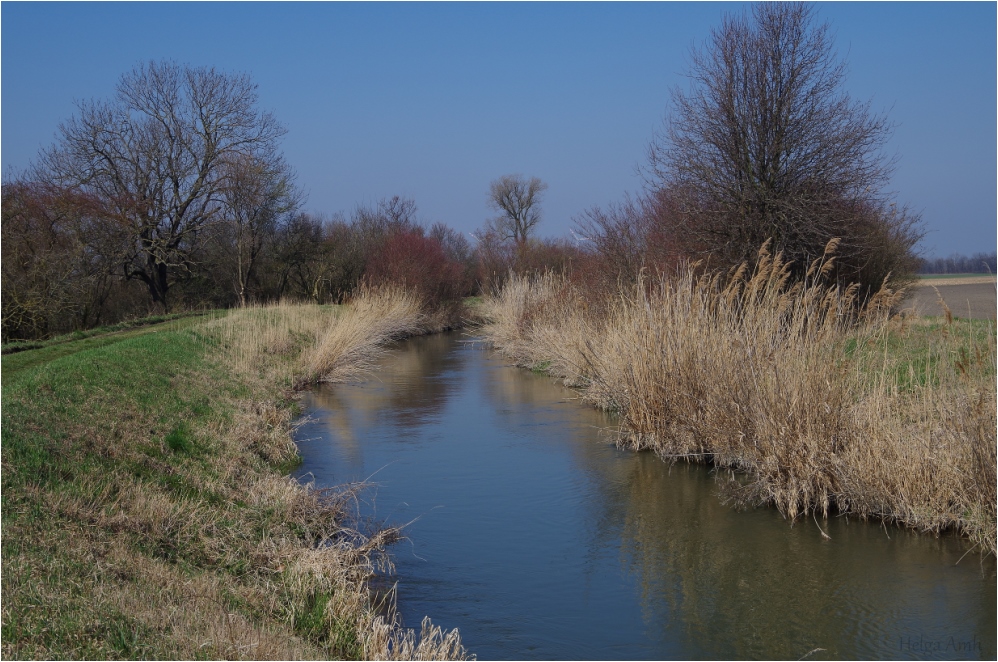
(353, 195, 420, 239)
(218, 152, 301, 306)
(40, 60, 286, 311)
(487, 174, 548, 248)
(648, 3, 921, 294)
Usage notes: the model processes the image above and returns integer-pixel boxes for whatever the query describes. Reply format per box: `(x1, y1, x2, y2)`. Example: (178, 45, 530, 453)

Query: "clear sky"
(2, 2, 995, 257)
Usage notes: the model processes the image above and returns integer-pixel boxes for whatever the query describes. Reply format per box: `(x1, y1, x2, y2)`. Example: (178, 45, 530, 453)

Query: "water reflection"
(295, 333, 996, 660)
(304, 333, 462, 469)
(611, 459, 996, 659)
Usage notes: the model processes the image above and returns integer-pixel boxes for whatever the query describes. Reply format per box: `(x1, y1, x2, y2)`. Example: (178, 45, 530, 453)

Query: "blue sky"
(2, 2, 995, 257)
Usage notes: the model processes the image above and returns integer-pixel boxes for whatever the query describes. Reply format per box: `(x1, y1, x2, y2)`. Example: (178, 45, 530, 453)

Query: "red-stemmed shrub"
(364, 229, 465, 307)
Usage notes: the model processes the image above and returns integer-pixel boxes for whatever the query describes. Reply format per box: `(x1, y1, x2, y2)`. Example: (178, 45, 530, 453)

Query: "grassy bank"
(1, 311, 210, 356)
(2, 288, 469, 659)
(481, 247, 996, 555)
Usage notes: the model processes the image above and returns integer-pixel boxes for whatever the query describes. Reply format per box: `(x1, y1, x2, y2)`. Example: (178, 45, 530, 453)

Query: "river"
(293, 332, 996, 660)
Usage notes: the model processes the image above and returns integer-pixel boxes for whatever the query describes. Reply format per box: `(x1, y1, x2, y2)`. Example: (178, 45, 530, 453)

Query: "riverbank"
(480, 251, 996, 555)
(1, 288, 469, 659)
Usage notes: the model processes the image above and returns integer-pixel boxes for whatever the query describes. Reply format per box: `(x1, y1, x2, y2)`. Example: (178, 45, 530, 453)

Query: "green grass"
(918, 273, 995, 280)
(1, 313, 215, 379)
(845, 316, 997, 391)
(1, 324, 244, 656)
(2, 309, 211, 350)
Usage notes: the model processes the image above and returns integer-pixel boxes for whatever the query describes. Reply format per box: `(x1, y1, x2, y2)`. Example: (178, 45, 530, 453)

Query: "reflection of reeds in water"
(481, 242, 997, 554)
(308, 333, 463, 467)
(611, 458, 995, 659)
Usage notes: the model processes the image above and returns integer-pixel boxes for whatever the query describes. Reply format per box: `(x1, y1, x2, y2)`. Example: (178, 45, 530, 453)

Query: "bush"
(364, 229, 466, 307)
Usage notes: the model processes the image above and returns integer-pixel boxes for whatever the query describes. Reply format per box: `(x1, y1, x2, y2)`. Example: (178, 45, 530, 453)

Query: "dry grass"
(202, 285, 427, 389)
(303, 286, 425, 385)
(481, 242, 997, 555)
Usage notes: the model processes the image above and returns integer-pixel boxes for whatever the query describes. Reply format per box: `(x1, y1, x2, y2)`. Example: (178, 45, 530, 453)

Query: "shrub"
(364, 229, 466, 307)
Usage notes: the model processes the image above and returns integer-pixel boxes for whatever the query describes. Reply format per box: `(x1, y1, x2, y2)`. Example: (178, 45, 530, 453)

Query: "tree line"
(1, 170, 573, 341)
(918, 252, 996, 275)
(4, 4, 930, 342)
(0, 60, 572, 341)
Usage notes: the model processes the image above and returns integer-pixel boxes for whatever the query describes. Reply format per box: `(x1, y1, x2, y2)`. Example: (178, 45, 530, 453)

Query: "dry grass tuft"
(302, 285, 425, 385)
(365, 615, 472, 660)
(202, 284, 426, 389)
(481, 244, 996, 554)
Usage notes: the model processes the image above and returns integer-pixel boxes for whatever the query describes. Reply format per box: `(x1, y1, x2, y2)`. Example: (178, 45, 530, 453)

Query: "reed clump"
(202, 283, 426, 388)
(302, 285, 425, 385)
(481, 241, 997, 554)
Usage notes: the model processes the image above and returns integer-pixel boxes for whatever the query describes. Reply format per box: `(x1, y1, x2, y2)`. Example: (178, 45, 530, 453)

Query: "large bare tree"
(41, 60, 286, 310)
(487, 174, 548, 248)
(647, 3, 921, 293)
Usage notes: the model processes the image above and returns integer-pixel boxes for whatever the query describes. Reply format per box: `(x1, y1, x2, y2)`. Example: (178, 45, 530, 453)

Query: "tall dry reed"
(481, 241, 997, 554)
(201, 284, 425, 388)
(302, 285, 425, 385)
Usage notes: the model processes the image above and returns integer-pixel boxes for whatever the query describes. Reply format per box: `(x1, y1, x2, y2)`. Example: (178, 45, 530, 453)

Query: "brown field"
(906, 279, 996, 319)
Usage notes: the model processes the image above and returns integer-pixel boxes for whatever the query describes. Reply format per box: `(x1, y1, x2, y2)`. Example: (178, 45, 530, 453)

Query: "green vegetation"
(1, 311, 208, 353)
(919, 273, 996, 280)
(2, 294, 468, 659)
(847, 315, 996, 392)
(2, 314, 211, 379)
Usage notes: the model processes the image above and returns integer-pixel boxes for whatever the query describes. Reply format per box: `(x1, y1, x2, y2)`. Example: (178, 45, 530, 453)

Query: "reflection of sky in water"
(294, 333, 997, 661)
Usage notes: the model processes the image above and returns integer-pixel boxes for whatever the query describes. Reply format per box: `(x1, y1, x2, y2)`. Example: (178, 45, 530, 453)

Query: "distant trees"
(474, 174, 585, 292)
(1, 58, 486, 341)
(644, 2, 921, 297)
(487, 175, 548, 249)
(2, 169, 481, 341)
(919, 252, 997, 275)
(358, 197, 474, 306)
(39, 60, 288, 311)
(251, 196, 476, 307)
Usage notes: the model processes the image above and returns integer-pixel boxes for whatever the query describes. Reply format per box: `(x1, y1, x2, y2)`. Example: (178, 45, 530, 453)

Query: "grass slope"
(2, 297, 468, 660)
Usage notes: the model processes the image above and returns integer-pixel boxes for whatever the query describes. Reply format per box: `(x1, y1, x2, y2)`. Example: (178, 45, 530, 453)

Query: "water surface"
(294, 332, 996, 660)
